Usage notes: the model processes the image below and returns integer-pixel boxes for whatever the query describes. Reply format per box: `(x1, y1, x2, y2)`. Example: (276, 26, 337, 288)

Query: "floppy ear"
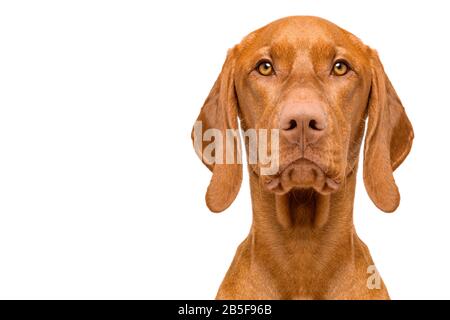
(363, 50, 414, 213)
(191, 48, 242, 213)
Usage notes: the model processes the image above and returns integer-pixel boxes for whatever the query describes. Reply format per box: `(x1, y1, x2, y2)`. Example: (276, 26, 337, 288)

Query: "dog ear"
(363, 50, 414, 213)
(191, 48, 242, 213)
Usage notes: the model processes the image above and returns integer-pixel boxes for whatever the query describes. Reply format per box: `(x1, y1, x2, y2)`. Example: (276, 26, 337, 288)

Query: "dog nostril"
(286, 119, 297, 130)
(309, 119, 321, 131)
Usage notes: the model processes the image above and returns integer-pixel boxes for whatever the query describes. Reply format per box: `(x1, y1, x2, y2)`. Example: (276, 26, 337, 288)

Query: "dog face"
(192, 16, 413, 213)
(234, 17, 372, 195)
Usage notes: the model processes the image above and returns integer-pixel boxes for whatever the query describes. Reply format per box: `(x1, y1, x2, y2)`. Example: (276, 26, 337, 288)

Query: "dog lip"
(265, 177, 280, 190)
(262, 157, 341, 194)
(279, 157, 323, 175)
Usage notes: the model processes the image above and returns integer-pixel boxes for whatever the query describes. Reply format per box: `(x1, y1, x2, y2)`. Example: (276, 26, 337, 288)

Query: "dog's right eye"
(256, 61, 274, 76)
(332, 60, 350, 76)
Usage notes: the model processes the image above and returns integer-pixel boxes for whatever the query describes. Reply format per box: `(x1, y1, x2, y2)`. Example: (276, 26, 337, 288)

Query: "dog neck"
(247, 166, 358, 265)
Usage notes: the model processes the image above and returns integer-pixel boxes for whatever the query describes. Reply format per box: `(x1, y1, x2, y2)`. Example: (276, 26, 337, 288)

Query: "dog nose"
(280, 103, 327, 145)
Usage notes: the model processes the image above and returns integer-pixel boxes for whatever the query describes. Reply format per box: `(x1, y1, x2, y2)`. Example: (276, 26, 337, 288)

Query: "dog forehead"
(246, 17, 346, 46)
(236, 16, 369, 74)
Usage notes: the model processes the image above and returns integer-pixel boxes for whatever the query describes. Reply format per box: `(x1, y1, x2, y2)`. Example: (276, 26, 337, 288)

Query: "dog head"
(192, 16, 413, 213)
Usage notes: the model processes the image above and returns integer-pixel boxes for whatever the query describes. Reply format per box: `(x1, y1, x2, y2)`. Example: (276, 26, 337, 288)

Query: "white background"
(0, 0, 448, 299)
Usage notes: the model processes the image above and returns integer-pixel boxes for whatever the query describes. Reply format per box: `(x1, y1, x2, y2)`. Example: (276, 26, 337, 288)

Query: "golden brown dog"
(192, 16, 413, 299)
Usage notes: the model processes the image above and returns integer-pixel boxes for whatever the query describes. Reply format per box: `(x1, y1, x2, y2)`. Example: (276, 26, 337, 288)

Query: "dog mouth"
(261, 158, 340, 195)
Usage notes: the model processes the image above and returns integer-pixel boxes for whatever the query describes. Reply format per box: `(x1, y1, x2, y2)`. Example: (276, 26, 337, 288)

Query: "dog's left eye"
(332, 60, 349, 76)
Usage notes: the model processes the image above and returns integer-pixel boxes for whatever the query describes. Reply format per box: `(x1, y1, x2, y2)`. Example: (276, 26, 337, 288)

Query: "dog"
(191, 16, 413, 299)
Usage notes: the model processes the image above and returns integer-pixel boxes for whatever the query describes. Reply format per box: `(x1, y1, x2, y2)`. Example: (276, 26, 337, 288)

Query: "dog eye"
(332, 60, 349, 76)
(256, 61, 274, 76)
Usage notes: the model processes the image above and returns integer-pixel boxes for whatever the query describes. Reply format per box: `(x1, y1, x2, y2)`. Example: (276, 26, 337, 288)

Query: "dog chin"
(262, 158, 340, 195)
